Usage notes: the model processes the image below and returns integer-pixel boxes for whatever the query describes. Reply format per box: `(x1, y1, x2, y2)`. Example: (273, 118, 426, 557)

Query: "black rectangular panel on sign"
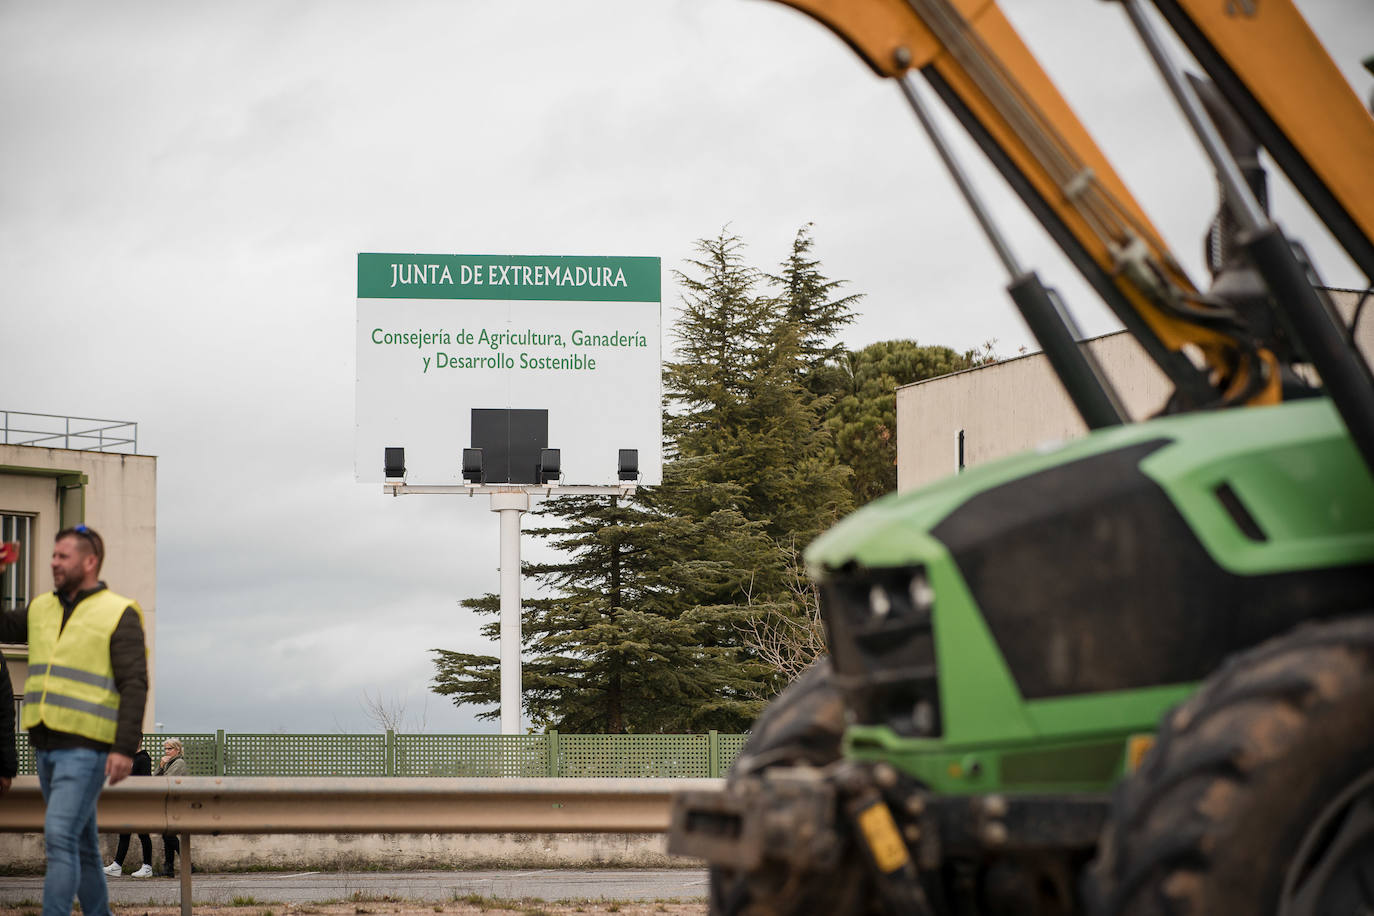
(471, 409, 549, 485)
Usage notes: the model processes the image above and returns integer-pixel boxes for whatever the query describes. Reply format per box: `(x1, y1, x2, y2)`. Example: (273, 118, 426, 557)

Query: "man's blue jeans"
(35, 747, 110, 916)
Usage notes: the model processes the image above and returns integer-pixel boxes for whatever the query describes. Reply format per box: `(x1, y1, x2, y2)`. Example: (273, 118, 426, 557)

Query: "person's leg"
(74, 787, 111, 916)
(139, 833, 153, 865)
(35, 748, 109, 916)
(162, 833, 179, 876)
(113, 834, 131, 866)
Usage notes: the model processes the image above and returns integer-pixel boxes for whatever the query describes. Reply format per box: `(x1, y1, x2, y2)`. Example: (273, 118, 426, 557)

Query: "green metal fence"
(13, 730, 748, 778)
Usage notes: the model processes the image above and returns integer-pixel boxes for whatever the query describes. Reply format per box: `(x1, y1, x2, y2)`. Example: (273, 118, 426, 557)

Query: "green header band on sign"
(358, 254, 660, 302)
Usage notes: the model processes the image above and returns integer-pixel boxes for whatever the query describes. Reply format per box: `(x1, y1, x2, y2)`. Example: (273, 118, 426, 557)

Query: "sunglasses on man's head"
(70, 525, 104, 562)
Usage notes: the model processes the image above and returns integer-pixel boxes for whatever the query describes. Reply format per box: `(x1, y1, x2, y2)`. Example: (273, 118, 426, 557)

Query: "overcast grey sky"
(3, 0, 1370, 734)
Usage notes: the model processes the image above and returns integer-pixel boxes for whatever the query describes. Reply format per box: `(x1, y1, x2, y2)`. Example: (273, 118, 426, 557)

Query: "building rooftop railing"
(1, 410, 137, 454)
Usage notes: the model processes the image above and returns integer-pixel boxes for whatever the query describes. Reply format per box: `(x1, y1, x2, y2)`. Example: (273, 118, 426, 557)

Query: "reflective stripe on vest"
(26, 663, 117, 693)
(21, 589, 143, 744)
(22, 690, 120, 722)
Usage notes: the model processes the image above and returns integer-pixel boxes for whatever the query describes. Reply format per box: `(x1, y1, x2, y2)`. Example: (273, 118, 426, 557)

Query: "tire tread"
(1087, 614, 1374, 915)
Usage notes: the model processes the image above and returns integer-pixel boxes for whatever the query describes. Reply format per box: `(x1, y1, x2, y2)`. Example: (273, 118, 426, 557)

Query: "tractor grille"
(819, 565, 942, 737)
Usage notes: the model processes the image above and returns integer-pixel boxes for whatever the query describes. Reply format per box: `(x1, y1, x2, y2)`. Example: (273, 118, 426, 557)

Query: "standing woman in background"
(155, 739, 187, 877)
(104, 745, 154, 876)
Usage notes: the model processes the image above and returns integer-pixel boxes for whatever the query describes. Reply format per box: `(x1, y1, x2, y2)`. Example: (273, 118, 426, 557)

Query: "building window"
(1, 513, 33, 614)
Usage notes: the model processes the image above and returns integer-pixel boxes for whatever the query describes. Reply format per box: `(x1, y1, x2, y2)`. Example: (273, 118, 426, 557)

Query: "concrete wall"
(896, 332, 1168, 489)
(0, 443, 158, 729)
(897, 288, 1374, 490)
(0, 832, 683, 872)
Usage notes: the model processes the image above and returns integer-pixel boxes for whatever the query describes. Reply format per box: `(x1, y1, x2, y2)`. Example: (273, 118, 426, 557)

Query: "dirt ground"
(0, 902, 707, 916)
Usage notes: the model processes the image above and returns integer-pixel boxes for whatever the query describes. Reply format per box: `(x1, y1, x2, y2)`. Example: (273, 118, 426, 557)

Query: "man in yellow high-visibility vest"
(0, 526, 148, 916)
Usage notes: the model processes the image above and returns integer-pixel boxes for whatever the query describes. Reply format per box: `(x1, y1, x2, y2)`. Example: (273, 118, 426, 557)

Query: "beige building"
(897, 288, 1374, 489)
(2, 413, 157, 731)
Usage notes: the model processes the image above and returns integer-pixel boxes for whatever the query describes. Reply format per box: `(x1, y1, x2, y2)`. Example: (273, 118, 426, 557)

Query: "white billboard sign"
(355, 253, 662, 486)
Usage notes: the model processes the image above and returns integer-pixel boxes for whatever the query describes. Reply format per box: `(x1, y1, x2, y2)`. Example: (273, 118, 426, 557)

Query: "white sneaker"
(103, 862, 122, 877)
(131, 865, 153, 878)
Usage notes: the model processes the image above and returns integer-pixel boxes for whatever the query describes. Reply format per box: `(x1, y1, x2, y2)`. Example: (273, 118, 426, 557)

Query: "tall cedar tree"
(658, 230, 856, 701)
(768, 223, 863, 399)
(432, 229, 850, 732)
(667, 230, 854, 550)
(430, 486, 777, 732)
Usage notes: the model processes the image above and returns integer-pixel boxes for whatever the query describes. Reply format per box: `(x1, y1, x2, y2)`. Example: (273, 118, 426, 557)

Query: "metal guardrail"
(0, 774, 721, 834)
(1, 410, 138, 453)
(0, 775, 722, 916)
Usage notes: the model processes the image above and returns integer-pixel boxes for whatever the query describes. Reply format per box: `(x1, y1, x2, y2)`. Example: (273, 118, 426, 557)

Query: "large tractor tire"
(709, 658, 876, 916)
(1086, 614, 1374, 915)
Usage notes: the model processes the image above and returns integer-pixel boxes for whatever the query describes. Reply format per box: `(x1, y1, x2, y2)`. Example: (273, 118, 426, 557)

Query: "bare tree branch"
(360, 689, 426, 733)
(737, 544, 828, 693)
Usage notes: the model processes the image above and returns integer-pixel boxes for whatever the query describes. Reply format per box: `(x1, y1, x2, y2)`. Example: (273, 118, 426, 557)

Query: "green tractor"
(666, 0, 1374, 912)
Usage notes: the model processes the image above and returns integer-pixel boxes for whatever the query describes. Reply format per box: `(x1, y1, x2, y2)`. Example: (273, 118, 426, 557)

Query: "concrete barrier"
(0, 830, 684, 872)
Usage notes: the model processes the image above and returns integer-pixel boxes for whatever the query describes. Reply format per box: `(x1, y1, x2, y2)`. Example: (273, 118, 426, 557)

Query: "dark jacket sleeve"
(0, 607, 26, 645)
(2, 605, 25, 777)
(109, 606, 148, 758)
(0, 653, 16, 779)
(132, 749, 152, 776)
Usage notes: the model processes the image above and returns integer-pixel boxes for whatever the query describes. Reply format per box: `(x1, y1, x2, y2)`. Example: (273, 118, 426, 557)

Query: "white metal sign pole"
(491, 489, 529, 735)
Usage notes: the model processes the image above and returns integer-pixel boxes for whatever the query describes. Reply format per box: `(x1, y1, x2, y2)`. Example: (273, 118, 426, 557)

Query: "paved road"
(0, 869, 710, 905)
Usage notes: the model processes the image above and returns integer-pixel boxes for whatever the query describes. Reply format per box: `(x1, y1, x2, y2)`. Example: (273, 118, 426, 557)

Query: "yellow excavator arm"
(1151, 0, 1374, 281)
(763, 0, 1374, 413)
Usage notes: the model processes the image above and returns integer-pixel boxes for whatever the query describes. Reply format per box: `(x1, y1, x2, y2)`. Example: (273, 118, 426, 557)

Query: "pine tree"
(823, 339, 976, 505)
